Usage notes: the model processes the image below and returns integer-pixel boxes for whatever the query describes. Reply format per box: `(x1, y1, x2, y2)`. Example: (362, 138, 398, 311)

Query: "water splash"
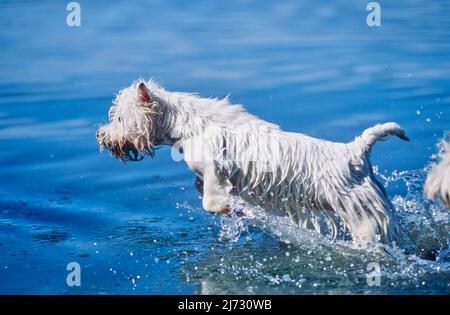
(383, 168, 449, 261)
(218, 166, 449, 262)
(180, 168, 450, 294)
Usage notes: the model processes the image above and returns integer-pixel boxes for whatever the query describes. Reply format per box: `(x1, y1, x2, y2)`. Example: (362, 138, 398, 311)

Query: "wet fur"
(97, 79, 410, 247)
(425, 140, 450, 207)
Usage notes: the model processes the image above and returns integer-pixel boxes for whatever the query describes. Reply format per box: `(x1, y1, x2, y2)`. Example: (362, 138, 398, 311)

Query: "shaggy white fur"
(425, 139, 450, 207)
(97, 79, 410, 247)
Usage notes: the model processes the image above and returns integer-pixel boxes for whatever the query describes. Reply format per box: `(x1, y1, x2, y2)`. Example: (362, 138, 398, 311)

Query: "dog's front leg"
(201, 165, 232, 214)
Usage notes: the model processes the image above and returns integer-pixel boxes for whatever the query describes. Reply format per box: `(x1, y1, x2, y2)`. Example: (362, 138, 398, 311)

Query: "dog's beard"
(97, 112, 161, 162)
(98, 89, 163, 162)
(97, 135, 158, 162)
(110, 141, 152, 162)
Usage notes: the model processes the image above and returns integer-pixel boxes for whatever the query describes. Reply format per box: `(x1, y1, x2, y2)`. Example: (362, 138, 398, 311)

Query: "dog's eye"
(117, 117, 122, 123)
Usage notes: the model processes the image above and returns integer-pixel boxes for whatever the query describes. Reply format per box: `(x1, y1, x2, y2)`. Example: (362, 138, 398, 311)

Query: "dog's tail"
(355, 122, 409, 152)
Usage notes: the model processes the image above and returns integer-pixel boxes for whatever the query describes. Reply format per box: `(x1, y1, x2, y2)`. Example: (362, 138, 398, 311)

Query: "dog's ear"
(138, 83, 152, 105)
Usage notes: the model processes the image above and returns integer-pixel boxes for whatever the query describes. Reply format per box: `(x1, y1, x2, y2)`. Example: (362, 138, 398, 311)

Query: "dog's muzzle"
(96, 129, 154, 162)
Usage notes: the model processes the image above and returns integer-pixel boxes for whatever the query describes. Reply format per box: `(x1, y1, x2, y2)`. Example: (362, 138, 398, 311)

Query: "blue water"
(0, 0, 449, 294)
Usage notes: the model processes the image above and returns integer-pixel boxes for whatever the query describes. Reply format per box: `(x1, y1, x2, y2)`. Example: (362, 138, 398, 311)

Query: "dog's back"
(213, 121, 408, 246)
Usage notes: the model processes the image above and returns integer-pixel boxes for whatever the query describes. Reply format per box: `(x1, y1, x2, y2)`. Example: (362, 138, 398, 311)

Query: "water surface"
(0, 0, 449, 294)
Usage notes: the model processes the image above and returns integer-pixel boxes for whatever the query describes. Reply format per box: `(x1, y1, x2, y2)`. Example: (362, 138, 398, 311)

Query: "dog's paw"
(202, 197, 230, 215)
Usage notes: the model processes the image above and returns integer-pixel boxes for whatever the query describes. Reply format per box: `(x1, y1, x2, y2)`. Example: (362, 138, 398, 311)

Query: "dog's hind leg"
(330, 183, 394, 247)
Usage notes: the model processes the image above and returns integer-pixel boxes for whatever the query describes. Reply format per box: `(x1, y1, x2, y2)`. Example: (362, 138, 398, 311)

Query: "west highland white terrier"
(96, 80, 410, 247)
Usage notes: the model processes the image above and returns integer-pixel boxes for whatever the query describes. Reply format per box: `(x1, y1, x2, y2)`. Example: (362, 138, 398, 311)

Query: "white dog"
(96, 80, 409, 247)
(425, 139, 450, 207)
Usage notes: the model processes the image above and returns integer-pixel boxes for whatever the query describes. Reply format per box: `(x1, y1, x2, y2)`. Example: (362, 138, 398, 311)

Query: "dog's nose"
(96, 130, 102, 140)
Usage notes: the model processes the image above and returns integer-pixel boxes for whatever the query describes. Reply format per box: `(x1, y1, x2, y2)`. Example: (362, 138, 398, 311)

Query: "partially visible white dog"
(96, 80, 409, 247)
(425, 139, 450, 207)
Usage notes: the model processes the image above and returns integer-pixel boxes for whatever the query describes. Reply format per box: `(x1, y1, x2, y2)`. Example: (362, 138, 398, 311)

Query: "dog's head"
(96, 81, 161, 161)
